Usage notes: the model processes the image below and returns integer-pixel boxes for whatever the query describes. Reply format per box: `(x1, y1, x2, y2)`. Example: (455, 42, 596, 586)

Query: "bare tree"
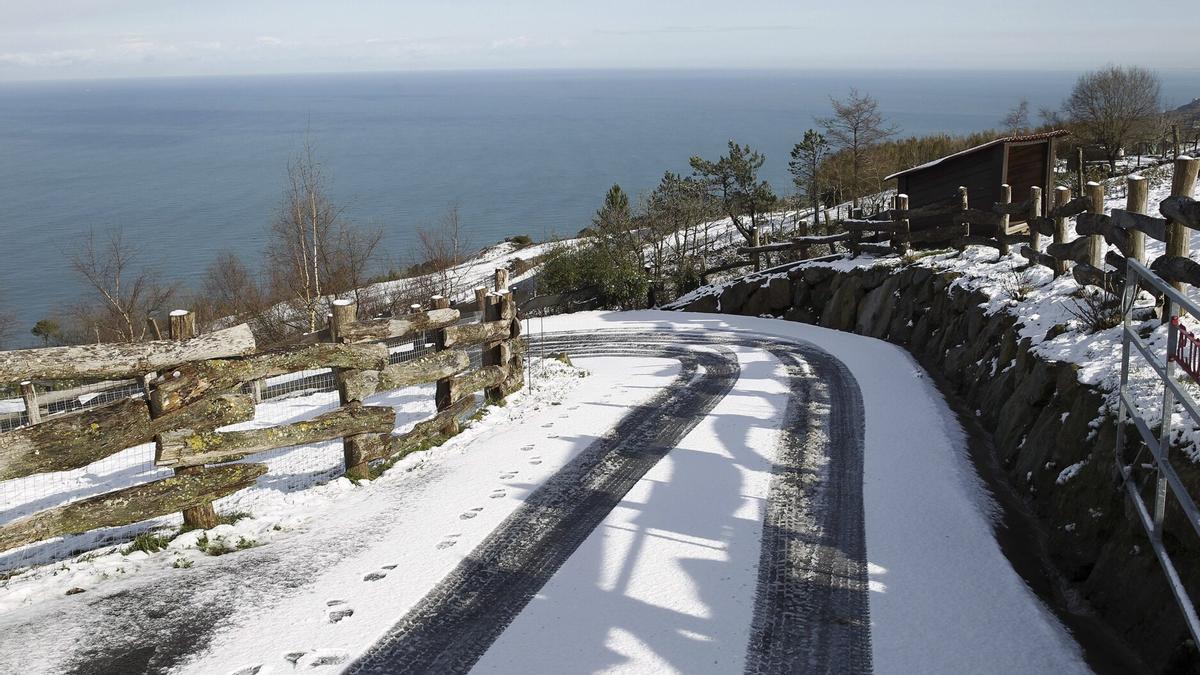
(414, 206, 476, 299)
(266, 137, 344, 333)
(194, 250, 267, 329)
(1063, 65, 1162, 171)
(324, 221, 384, 305)
(1002, 99, 1031, 133)
(66, 229, 178, 343)
(817, 89, 898, 206)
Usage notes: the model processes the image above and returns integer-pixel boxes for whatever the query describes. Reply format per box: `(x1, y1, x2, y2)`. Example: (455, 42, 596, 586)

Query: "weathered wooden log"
(1160, 196, 1200, 231)
(1072, 263, 1119, 293)
(354, 394, 478, 467)
(1028, 186, 1043, 251)
(1046, 238, 1095, 265)
(0, 394, 253, 482)
(1151, 255, 1200, 288)
(1026, 215, 1056, 237)
(156, 404, 396, 468)
(993, 198, 1031, 217)
(153, 342, 389, 412)
(1020, 245, 1060, 272)
(841, 219, 898, 232)
(908, 225, 968, 244)
(1110, 209, 1167, 242)
(1084, 182, 1105, 268)
(442, 320, 511, 349)
(0, 323, 256, 383)
(1047, 196, 1092, 219)
(0, 463, 267, 553)
(952, 208, 1004, 227)
(447, 365, 507, 403)
(1076, 212, 1134, 257)
(342, 349, 471, 401)
(903, 198, 963, 219)
(893, 193, 911, 254)
(334, 308, 460, 344)
(736, 232, 852, 254)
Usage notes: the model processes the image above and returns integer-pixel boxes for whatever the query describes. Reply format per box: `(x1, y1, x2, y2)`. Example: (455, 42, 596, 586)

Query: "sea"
(2, 68, 1199, 342)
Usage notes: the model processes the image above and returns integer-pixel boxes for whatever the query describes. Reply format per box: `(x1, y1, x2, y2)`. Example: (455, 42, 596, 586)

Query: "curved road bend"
(348, 329, 870, 675)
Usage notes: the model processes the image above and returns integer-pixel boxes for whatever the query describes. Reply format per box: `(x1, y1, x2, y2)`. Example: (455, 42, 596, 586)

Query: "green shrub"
(540, 242, 648, 310)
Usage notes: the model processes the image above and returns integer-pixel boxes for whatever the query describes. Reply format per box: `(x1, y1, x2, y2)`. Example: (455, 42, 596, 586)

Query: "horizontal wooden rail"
(156, 404, 396, 468)
(909, 225, 968, 244)
(841, 219, 897, 231)
(0, 394, 253, 482)
(1020, 245, 1060, 272)
(1111, 209, 1168, 242)
(152, 342, 389, 411)
(1161, 196, 1200, 231)
(1076, 213, 1135, 257)
(355, 394, 478, 466)
(446, 365, 507, 403)
(1046, 238, 1094, 264)
(334, 308, 459, 344)
(0, 323, 255, 382)
(1048, 196, 1092, 219)
(952, 208, 1004, 227)
(338, 349, 471, 402)
(992, 199, 1032, 216)
(736, 233, 852, 254)
(0, 463, 267, 554)
(442, 321, 511, 349)
(1152, 255, 1200, 288)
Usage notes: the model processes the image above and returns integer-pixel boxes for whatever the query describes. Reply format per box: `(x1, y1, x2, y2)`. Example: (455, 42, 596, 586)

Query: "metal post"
(1158, 300, 1178, 534)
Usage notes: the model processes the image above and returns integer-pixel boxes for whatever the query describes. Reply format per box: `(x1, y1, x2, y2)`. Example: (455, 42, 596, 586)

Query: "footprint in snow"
(284, 652, 307, 665)
(300, 649, 350, 667)
(541, 423, 553, 428)
(229, 666, 261, 675)
(363, 570, 387, 582)
(326, 599, 354, 623)
(382, 564, 397, 570)
(490, 489, 507, 499)
(520, 444, 535, 452)
(460, 507, 484, 520)
(436, 534, 460, 550)
(499, 470, 518, 480)
(529, 457, 542, 465)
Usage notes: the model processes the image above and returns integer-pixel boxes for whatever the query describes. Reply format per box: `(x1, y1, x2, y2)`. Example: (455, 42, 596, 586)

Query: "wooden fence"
(0, 269, 523, 555)
(730, 157, 1200, 299)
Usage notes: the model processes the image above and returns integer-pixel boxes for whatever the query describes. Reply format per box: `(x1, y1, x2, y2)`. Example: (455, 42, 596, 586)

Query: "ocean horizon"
(3, 67, 1199, 342)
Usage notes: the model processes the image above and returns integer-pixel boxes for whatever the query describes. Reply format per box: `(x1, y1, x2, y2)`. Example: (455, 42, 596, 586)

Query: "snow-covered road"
(0, 312, 1091, 674)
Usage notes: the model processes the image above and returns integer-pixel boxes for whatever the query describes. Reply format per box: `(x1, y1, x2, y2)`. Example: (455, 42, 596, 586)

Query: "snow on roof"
(884, 130, 1069, 181)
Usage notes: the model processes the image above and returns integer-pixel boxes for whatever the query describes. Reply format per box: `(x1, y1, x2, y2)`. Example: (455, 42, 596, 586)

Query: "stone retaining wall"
(677, 262, 1200, 672)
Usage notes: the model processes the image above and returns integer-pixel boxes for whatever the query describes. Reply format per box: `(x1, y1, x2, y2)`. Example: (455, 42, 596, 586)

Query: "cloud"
(597, 25, 808, 35)
(255, 36, 284, 46)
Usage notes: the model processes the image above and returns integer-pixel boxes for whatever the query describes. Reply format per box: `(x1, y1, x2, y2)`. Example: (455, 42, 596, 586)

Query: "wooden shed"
(885, 130, 1068, 235)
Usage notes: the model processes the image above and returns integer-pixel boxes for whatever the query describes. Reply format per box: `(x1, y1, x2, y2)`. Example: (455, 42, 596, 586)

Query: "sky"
(1, 0, 1197, 82)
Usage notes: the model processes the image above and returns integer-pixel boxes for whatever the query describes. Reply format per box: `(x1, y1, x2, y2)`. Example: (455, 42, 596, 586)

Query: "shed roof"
(884, 129, 1069, 181)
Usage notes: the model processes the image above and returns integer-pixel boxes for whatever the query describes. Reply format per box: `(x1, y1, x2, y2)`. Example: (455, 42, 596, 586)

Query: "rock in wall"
(678, 263, 1200, 672)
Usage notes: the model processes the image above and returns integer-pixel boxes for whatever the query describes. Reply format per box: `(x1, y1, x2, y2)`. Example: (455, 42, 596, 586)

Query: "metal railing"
(1116, 257, 1200, 644)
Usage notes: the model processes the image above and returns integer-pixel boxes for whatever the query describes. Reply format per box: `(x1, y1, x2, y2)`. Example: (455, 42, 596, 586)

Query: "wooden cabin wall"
(1004, 142, 1049, 220)
(904, 143, 1004, 232)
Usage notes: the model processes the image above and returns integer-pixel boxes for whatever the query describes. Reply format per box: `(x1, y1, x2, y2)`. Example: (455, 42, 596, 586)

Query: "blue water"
(2, 68, 1198, 341)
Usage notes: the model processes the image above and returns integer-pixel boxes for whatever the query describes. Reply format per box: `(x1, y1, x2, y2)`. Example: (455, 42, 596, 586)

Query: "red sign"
(1172, 317, 1200, 383)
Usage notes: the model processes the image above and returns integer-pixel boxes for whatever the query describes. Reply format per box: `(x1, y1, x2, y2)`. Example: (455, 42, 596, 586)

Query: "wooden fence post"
(893, 193, 910, 254)
(997, 183, 1012, 256)
(1127, 174, 1148, 265)
(1028, 186, 1043, 252)
(485, 269, 510, 402)
(1166, 156, 1200, 292)
(957, 187, 969, 253)
(1086, 182, 1105, 269)
(162, 309, 220, 530)
(1053, 186, 1071, 276)
(19, 381, 40, 425)
(431, 295, 460, 436)
(331, 299, 374, 480)
(1076, 147, 1085, 195)
(750, 225, 761, 271)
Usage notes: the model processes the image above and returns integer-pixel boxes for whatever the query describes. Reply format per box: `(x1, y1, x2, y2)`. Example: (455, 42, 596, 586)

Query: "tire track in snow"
(346, 344, 738, 674)
(348, 329, 871, 674)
